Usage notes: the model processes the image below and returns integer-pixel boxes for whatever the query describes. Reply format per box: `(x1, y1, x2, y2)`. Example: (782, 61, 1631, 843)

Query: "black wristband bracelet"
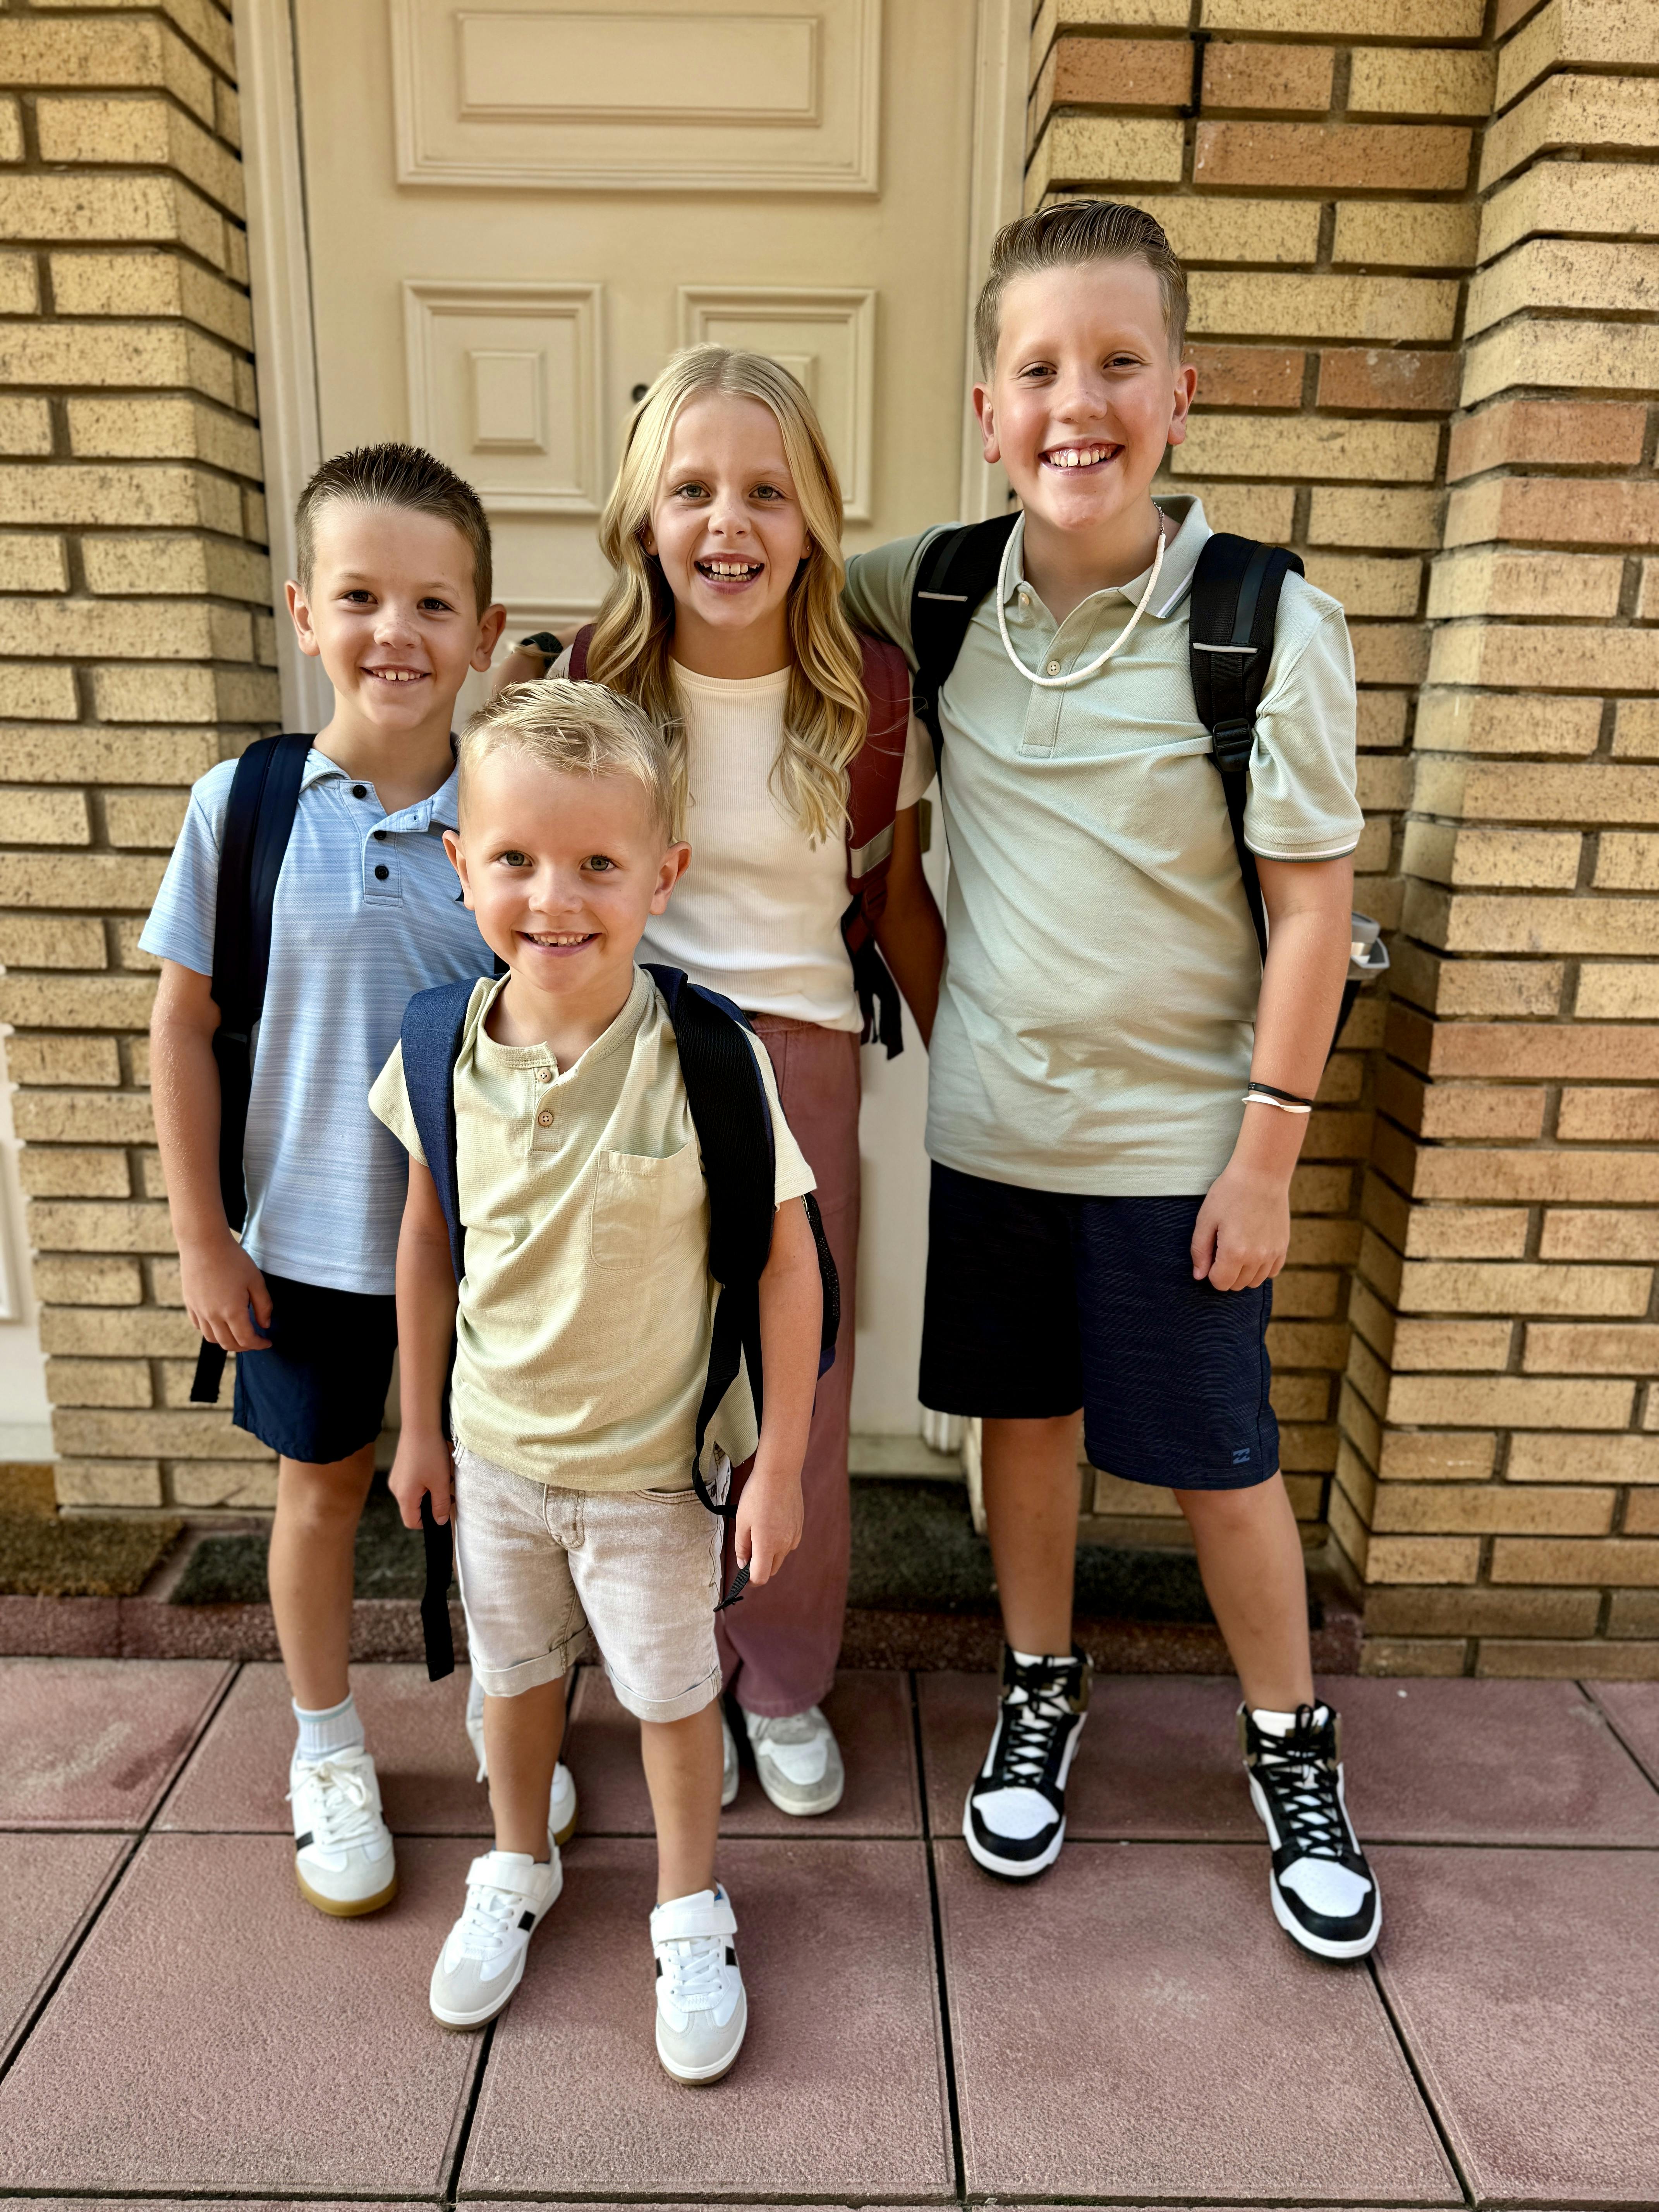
(517, 631, 562, 661)
(1245, 1077, 1316, 1109)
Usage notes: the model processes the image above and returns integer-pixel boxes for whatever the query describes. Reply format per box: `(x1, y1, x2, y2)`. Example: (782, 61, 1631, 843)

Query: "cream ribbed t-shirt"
(555, 650, 933, 1029)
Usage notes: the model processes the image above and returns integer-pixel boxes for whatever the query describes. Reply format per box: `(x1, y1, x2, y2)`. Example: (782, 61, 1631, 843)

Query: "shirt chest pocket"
(591, 1138, 706, 1271)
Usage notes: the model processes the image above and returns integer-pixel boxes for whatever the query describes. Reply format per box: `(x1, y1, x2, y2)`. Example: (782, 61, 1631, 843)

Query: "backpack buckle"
(1211, 719, 1254, 775)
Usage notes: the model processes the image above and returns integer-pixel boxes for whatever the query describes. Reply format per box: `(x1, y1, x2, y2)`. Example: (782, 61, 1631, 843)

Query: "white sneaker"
(465, 1701, 579, 1846)
(720, 1710, 739, 1808)
(651, 1884, 747, 2084)
(429, 1848, 562, 2030)
(745, 1704, 845, 1816)
(289, 1748, 397, 1916)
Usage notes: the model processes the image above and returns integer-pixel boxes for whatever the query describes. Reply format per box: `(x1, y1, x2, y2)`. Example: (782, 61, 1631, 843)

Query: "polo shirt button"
(372, 829, 388, 842)
(352, 784, 368, 799)
(1046, 659, 1061, 675)
(374, 863, 389, 880)
(537, 1109, 554, 1128)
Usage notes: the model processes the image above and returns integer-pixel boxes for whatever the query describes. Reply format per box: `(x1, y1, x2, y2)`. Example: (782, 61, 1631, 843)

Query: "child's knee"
(275, 1449, 374, 1527)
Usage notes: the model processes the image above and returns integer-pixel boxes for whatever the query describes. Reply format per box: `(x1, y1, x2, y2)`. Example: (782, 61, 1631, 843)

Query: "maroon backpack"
(567, 625, 914, 1055)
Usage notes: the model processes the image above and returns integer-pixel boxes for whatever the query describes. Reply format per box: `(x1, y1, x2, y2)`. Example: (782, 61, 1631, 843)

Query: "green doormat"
(172, 1489, 428, 1605)
(0, 1464, 183, 1598)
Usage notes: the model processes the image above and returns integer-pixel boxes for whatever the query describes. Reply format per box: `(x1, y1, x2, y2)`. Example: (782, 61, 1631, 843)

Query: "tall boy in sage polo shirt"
(373, 680, 821, 2078)
(844, 200, 1383, 1958)
(144, 444, 541, 1919)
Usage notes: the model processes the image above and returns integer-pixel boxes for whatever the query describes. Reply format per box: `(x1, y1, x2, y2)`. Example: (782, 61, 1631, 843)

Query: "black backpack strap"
(1188, 534, 1303, 967)
(909, 514, 1019, 772)
(399, 977, 478, 1284)
(645, 963, 841, 1612)
(189, 732, 311, 1407)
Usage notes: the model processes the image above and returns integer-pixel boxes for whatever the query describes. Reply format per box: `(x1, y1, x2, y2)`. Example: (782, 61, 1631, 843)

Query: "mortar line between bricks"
(0, 1658, 245, 2095)
(908, 1667, 967, 2205)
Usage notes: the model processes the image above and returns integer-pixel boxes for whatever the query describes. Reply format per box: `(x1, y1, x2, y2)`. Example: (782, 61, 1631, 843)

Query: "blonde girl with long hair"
(496, 346, 943, 1813)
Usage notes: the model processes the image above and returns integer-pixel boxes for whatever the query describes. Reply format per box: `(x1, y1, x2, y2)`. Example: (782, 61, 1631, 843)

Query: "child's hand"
(181, 1235, 273, 1352)
(390, 1431, 454, 1529)
(1191, 1161, 1291, 1291)
(733, 1461, 803, 1587)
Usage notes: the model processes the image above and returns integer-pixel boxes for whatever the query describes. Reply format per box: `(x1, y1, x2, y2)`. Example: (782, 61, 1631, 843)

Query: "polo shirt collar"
(302, 746, 462, 829)
(1000, 493, 1212, 623)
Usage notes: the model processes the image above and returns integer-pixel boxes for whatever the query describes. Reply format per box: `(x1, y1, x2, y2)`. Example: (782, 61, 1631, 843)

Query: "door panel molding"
(403, 279, 606, 515)
(390, 0, 881, 194)
(678, 284, 876, 520)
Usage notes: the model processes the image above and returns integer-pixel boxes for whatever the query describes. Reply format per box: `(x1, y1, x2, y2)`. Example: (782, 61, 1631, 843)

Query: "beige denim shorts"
(450, 1440, 723, 1723)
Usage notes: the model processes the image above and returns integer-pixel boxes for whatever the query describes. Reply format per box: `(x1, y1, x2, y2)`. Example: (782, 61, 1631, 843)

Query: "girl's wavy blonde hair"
(587, 345, 866, 845)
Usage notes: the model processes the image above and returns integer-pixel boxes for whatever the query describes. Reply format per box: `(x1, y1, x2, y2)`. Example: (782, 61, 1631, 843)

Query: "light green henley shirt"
(843, 495, 1362, 1197)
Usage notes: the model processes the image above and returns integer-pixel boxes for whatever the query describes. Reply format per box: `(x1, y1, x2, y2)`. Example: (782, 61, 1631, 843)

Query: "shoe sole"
(431, 1948, 528, 2032)
(297, 1867, 398, 1918)
(962, 1800, 1066, 1881)
(1247, 1776, 1381, 1960)
(753, 1767, 844, 1818)
(657, 1990, 748, 2084)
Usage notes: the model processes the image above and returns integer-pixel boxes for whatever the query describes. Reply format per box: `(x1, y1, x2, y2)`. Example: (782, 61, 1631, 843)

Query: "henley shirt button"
(536, 1109, 554, 1128)
(536, 1066, 553, 1083)
(1046, 659, 1061, 675)
(373, 863, 390, 881)
(352, 784, 368, 799)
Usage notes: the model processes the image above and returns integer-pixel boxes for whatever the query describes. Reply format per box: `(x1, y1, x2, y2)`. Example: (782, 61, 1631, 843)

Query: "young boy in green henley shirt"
(843, 199, 1381, 1959)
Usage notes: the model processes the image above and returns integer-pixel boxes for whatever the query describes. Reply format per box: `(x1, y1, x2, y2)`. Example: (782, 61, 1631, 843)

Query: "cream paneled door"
(288, 0, 1010, 1442)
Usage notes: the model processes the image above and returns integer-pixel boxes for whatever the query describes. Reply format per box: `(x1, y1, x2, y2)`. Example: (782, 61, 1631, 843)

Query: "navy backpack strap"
(398, 975, 478, 1683)
(1188, 534, 1303, 968)
(189, 731, 311, 1407)
(909, 514, 1019, 771)
(399, 977, 477, 1284)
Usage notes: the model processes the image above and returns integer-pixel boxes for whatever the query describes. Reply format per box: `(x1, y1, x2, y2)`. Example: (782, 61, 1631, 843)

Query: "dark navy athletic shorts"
(232, 1271, 398, 1466)
(919, 1163, 1278, 1491)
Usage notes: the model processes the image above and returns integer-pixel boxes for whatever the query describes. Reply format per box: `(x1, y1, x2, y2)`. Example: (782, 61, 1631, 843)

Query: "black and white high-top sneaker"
(963, 1645, 1092, 1879)
(1240, 1702, 1381, 1960)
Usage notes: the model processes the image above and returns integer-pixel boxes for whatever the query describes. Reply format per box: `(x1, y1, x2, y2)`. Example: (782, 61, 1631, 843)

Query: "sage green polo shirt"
(370, 967, 815, 1493)
(843, 496, 1362, 1197)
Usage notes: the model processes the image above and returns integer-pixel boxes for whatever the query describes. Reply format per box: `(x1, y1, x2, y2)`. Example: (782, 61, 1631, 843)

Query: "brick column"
(0, 2, 279, 1513)
(1343, 0, 1659, 1676)
(1025, 0, 1486, 1563)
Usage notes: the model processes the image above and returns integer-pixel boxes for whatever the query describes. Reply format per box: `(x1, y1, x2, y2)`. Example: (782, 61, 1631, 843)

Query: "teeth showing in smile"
(524, 931, 593, 946)
(697, 559, 763, 578)
(368, 668, 426, 681)
(1043, 445, 1120, 469)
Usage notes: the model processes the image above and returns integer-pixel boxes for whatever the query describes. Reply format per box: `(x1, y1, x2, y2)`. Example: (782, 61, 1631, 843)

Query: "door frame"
(232, 0, 1024, 731)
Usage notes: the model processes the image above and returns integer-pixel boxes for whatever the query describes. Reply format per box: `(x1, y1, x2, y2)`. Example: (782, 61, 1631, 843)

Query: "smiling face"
(447, 748, 688, 1020)
(643, 390, 809, 669)
(975, 258, 1195, 551)
(287, 502, 503, 731)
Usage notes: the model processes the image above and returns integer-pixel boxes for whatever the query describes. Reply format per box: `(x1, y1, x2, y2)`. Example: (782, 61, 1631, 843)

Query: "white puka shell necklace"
(996, 516, 1167, 690)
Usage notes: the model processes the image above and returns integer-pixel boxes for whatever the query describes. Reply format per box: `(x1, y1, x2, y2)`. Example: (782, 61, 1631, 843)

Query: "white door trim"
(958, 0, 1026, 523)
(233, 0, 331, 732)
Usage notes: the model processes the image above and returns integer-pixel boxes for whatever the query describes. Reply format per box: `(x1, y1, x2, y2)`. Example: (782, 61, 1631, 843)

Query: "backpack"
(565, 625, 914, 1056)
(397, 961, 842, 1676)
(187, 730, 313, 1410)
(907, 519, 1388, 1051)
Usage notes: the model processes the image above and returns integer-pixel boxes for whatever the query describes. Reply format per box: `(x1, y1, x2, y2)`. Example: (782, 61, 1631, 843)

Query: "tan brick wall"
(1346, 0, 1659, 1682)
(1028, 0, 1659, 1676)
(0, 0, 279, 1512)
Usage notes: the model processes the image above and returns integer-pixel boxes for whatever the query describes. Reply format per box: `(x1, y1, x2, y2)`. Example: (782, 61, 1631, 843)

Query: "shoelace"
(454, 1877, 527, 1963)
(657, 1934, 728, 2011)
(994, 1669, 1076, 1788)
(1255, 1707, 1347, 1862)
(289, 1754, 380, 1850)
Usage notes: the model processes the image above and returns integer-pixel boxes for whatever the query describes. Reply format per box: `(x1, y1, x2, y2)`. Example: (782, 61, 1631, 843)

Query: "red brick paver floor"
(2, 1661, 1656, 2207)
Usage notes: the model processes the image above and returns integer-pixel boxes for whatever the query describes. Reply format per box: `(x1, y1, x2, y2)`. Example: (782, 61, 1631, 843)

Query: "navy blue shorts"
(232, 1271, 397, 1466)
(919, 1164, 1278, 1491)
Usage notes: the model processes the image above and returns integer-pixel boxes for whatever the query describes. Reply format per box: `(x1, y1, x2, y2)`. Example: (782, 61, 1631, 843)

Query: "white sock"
(1250, 1704, 1328, 1738)
(466, 1672, 485, 1726)
(293, 1692, 364, 1765)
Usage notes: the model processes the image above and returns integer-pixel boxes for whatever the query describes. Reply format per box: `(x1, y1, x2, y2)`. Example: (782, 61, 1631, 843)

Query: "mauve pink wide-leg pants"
(716, 1013, 860, 1717)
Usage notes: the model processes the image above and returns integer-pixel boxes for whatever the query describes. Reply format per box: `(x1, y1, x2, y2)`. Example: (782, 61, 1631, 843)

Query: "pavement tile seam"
(0, 1834, 136, 2080)
(1582, 1679, 1659, 1793)
(1360, 1957, 1477, 2212)
(905, 1668, 968, 2206)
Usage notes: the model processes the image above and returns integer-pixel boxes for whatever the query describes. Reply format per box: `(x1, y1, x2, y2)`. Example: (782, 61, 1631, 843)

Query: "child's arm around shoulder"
(841, 527, 948, 661)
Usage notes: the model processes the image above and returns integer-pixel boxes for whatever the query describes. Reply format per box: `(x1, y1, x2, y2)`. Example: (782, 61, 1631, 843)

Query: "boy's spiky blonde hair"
(975, 199, 1189, 374)
(458, 678, 679, 845)
(295, 442, 493, 612)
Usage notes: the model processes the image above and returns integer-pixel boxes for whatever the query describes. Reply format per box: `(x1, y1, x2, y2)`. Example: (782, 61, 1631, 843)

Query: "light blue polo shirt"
(140, 747, 489, 1296)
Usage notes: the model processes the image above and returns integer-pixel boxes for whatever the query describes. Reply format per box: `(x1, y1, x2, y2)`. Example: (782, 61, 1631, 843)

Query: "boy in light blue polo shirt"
(143, 445, 522, 1918)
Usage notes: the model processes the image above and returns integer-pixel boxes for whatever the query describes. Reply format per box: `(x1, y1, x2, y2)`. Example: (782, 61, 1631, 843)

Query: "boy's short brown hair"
(458, 678, 679, 846)
(295, 442, 493, 613)
(974, 200, 1189, 375)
